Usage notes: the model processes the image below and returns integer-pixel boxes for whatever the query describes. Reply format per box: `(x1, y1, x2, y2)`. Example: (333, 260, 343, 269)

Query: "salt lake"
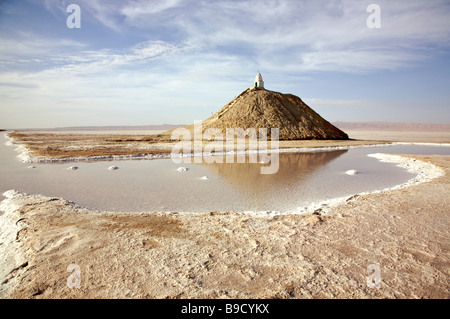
(0, 135, 448, 213)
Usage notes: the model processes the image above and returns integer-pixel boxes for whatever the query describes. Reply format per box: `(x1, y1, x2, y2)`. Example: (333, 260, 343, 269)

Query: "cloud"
(0, 31, 85, 57)
(0, 82, 39, 89)
(13, 0, 450, 74)
(74, 0, 450, 72)
(1, 0, 449, 128)
(121, 0, 183, 18)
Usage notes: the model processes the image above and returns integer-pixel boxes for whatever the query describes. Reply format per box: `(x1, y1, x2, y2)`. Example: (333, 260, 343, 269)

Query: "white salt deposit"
(0, 190, 29, 296)
(4, 132, 32, 163)
(6, 128, 389, 164)
(5, 132, 448, 166)
(288, 153, 444, 217)
(366, 153, 444, 189)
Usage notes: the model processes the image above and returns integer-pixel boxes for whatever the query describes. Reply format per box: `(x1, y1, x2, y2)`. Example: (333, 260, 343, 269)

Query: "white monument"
(254, 71, 264, 88)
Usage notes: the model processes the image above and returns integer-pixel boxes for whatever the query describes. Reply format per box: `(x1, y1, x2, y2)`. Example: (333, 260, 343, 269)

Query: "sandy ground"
(0, 131, 449, 299)
(6, 129, 449, 164)
(6, 130, 388, 163)
(0, 157, 448, 299)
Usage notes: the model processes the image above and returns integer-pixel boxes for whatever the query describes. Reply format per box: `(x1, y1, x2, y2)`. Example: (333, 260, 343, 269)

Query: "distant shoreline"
(4, 124, 184, 132)
(333, 121, 450, 132)
(4, 121, 450, 132)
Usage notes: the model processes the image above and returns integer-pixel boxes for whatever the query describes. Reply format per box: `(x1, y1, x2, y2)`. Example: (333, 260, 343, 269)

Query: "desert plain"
(0, 129, 449, 298)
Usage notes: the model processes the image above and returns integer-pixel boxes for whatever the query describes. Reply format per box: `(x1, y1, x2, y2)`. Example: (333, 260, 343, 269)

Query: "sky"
(0, 0, 449, 129)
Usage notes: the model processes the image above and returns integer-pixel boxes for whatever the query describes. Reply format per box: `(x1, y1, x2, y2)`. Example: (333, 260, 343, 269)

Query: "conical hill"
(198, 87, 348, 140)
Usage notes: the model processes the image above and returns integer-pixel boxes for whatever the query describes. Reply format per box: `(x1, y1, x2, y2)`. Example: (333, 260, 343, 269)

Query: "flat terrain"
(7, 130, 387, 161)
(7, 129, 449, 163)
(0, 130, 448, 298)
(0, 153, 448, 298)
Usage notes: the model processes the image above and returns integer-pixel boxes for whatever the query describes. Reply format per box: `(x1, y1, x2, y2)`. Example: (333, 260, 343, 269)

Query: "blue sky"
(0, 0, 449, 129)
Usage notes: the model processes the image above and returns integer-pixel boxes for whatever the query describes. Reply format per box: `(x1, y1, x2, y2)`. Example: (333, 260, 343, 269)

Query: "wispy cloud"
(40, 0, 450, 73)
(44, 40, 193, 76)
(8, 0, 450, 74)
(0, 82, 39, 89)
(0, 0, 449, 128)
(121, 0, 183, 18)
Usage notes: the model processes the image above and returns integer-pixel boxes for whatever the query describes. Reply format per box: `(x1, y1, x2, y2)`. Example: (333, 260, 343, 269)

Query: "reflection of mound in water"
(200, 150, 348, 192)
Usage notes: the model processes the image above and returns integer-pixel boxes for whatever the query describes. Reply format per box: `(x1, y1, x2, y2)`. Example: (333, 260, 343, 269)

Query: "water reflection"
(199, 150, 348, 201)
(2, 136, 447, 213)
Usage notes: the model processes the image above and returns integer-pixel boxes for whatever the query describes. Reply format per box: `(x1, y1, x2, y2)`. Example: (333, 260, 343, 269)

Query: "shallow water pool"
(0, 136, 448, 213)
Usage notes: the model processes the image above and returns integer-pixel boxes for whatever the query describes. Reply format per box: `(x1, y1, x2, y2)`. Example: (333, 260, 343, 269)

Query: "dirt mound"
(193, 88, 348, 140)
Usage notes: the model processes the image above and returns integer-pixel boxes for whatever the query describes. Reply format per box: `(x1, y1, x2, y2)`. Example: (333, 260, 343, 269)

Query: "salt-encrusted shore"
(366, 153, 445, 189)
(283, 152, 445, 216)
(4, 133, 33, 163)
(9, 143, 388, 164)
(1, 131, 449, 298)
(236, 152, 445, 216)
(0, 190, 29, 292)
(5, 131, 449, 165)
(0, 153, 448, 298)
(4, 131, 389, 164)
